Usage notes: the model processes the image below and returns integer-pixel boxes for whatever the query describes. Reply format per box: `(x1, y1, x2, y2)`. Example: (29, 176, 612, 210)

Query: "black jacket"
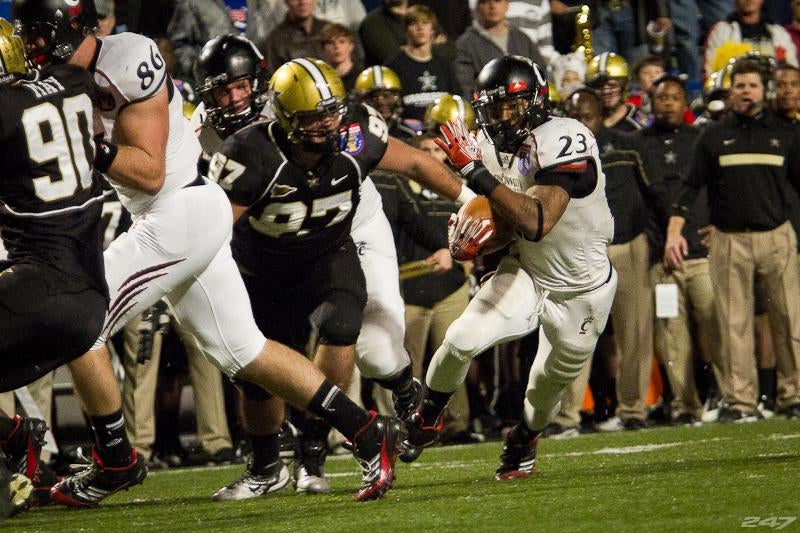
(636, 123, 708, 260)
(672, 110, 800, 232)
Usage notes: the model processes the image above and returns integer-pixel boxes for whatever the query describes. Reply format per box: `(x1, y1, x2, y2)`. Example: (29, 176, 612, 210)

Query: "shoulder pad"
(96, 33, 167, 103)
(532, 117, 595, 172)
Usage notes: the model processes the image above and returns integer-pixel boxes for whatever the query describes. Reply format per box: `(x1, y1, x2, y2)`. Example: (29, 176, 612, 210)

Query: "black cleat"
(399, 411, 441, 463)
(352, 411, 404, 502)
(394, 377, 425, 421)
(0, 459, 32, 518)
(495, 425, 538, 480)
(50, 447, 147, 507)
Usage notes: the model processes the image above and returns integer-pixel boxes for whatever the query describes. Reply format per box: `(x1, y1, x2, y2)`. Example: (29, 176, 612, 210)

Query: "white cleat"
(212, 463, 290, 501)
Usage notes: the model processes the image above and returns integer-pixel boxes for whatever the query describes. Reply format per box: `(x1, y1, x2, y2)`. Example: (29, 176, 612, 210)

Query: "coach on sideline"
(664, 58, 800, 423)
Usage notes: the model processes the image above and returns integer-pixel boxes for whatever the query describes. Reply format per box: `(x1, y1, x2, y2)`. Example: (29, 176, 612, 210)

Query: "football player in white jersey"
(402, 56, 618, 480)
(13, 0, 414, 506)
(191, 35, 423, 498)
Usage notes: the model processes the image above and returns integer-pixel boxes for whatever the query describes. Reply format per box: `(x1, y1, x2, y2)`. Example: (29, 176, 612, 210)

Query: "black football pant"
(0, 262, 106, 392)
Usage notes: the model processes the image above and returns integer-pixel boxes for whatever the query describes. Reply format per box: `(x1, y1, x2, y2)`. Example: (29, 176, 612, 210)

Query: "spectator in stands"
(273, 0, 367, 31)
(628, 55, 666, 122)
(637, 75, 719, 425)
(385, 5, 458, 124)
(587, 52, 647, 130)
(775, 62, 800, 122)
(410, 0, 472, 47)
(669, 0, 703, 86)
(264, 0, 329, 74)
(704, 0, 798, 79)
(360, 0, 410, 66)
(506, 0, 558, 62)
(167, 0, 277, 80)
(550, 51, 587, 100)
(592, 0, 671, 65)
(665, 58, 800, 422)
(698, 0, 734, 35)
(454, 0, 544, 98)
(321, 23, 361, 92)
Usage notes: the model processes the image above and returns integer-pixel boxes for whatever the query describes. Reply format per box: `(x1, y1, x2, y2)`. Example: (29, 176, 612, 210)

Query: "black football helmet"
(12, 0, 98, 66)
(194, 34, 269, 136)
(472, 55, 549, 153)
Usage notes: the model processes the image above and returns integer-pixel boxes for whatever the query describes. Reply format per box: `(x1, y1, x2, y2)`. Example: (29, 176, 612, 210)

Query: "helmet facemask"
(363, 88, 401, 123)
(275, 96, 347, 153)
(473, 85, 547, 153)
(198, 73, 267, 136)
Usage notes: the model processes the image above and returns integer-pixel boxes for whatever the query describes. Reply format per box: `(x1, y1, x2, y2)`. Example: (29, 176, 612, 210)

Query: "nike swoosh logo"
(723, 139, 735, 145)
(331, 174, 348, 186)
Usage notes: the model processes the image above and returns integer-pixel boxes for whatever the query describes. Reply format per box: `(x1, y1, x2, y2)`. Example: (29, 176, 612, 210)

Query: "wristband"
(94, 139, 118, 173)
(465, 161, 501, 197)
(456, 185, 478, 205)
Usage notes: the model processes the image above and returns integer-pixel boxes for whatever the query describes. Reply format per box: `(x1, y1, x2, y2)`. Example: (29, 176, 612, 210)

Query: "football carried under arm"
(436, 119, 569, 242)
(448, 195, 514, 260)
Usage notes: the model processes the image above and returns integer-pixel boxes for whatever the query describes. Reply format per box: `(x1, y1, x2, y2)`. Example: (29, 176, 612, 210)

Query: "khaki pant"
(609, 233, 654, 422)
(122, 314, 233, 458)
(651, 258, 719, 418)
(709, 222, 800, 412)
(405, 282, 471, 435)
(0, 373, 54, 461)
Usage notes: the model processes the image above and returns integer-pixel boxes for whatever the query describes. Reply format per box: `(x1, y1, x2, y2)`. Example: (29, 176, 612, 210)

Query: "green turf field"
(5, 418, 800, 532)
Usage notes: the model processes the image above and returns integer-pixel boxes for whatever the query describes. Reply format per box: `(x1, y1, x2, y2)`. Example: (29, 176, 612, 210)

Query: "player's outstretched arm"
(378, 136, 476, 205)
(99, 87, 169, 195)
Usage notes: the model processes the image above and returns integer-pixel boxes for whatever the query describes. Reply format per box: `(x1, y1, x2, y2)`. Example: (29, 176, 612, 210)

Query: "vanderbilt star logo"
(602, 142, 615, 154)
(664, 151, 677, 164)
(770, 138, 781, 148)
(418, 70, 437, 91)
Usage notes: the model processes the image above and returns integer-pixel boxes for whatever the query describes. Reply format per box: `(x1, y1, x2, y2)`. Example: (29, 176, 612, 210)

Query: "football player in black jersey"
(204, 56, 472, 499)
(0, 17, 106, 514)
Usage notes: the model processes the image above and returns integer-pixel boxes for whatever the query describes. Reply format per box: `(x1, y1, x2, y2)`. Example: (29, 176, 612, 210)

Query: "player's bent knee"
(314, 292, 365, 346)
(441, 320, 487, 362)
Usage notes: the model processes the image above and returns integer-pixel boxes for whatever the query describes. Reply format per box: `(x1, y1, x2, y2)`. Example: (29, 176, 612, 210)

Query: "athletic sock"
(249, 433, 280, 473)
(374, 365, 414, 395)
(305, 381, 370, 441)
(419, 388, 452, 425)
(89, 410, 133, 467)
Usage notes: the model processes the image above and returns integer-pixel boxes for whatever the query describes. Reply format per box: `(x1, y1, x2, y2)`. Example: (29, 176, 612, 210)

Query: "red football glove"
(448, 210, 495, 261)
(434, 119, 482, 174)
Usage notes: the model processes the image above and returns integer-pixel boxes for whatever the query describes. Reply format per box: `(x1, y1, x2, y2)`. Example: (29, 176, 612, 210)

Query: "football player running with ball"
(403, 56, 618, 480)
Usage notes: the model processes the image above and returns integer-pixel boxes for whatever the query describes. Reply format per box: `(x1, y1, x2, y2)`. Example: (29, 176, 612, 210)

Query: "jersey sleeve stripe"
(539, 155, 592, 173)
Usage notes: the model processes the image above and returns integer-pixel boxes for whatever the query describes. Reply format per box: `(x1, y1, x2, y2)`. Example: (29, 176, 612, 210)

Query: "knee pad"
(236, 379, 273, 401)
(313, 291, 365, 346)
(441, 318, 487, 362)
(543, 341, 593, 385)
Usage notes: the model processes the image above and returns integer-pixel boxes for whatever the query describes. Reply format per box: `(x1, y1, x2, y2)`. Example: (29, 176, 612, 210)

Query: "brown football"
(460, 195, 514, 254)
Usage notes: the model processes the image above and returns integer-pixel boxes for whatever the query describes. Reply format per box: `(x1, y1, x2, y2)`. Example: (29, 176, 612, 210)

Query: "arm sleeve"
(396, 181, 449, 251)
(535, 164, 593, 197)
(671, 133, 710, 216)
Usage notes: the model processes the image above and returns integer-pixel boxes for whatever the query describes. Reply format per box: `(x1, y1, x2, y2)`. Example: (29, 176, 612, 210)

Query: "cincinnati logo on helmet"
(508, 81, 527, 93)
